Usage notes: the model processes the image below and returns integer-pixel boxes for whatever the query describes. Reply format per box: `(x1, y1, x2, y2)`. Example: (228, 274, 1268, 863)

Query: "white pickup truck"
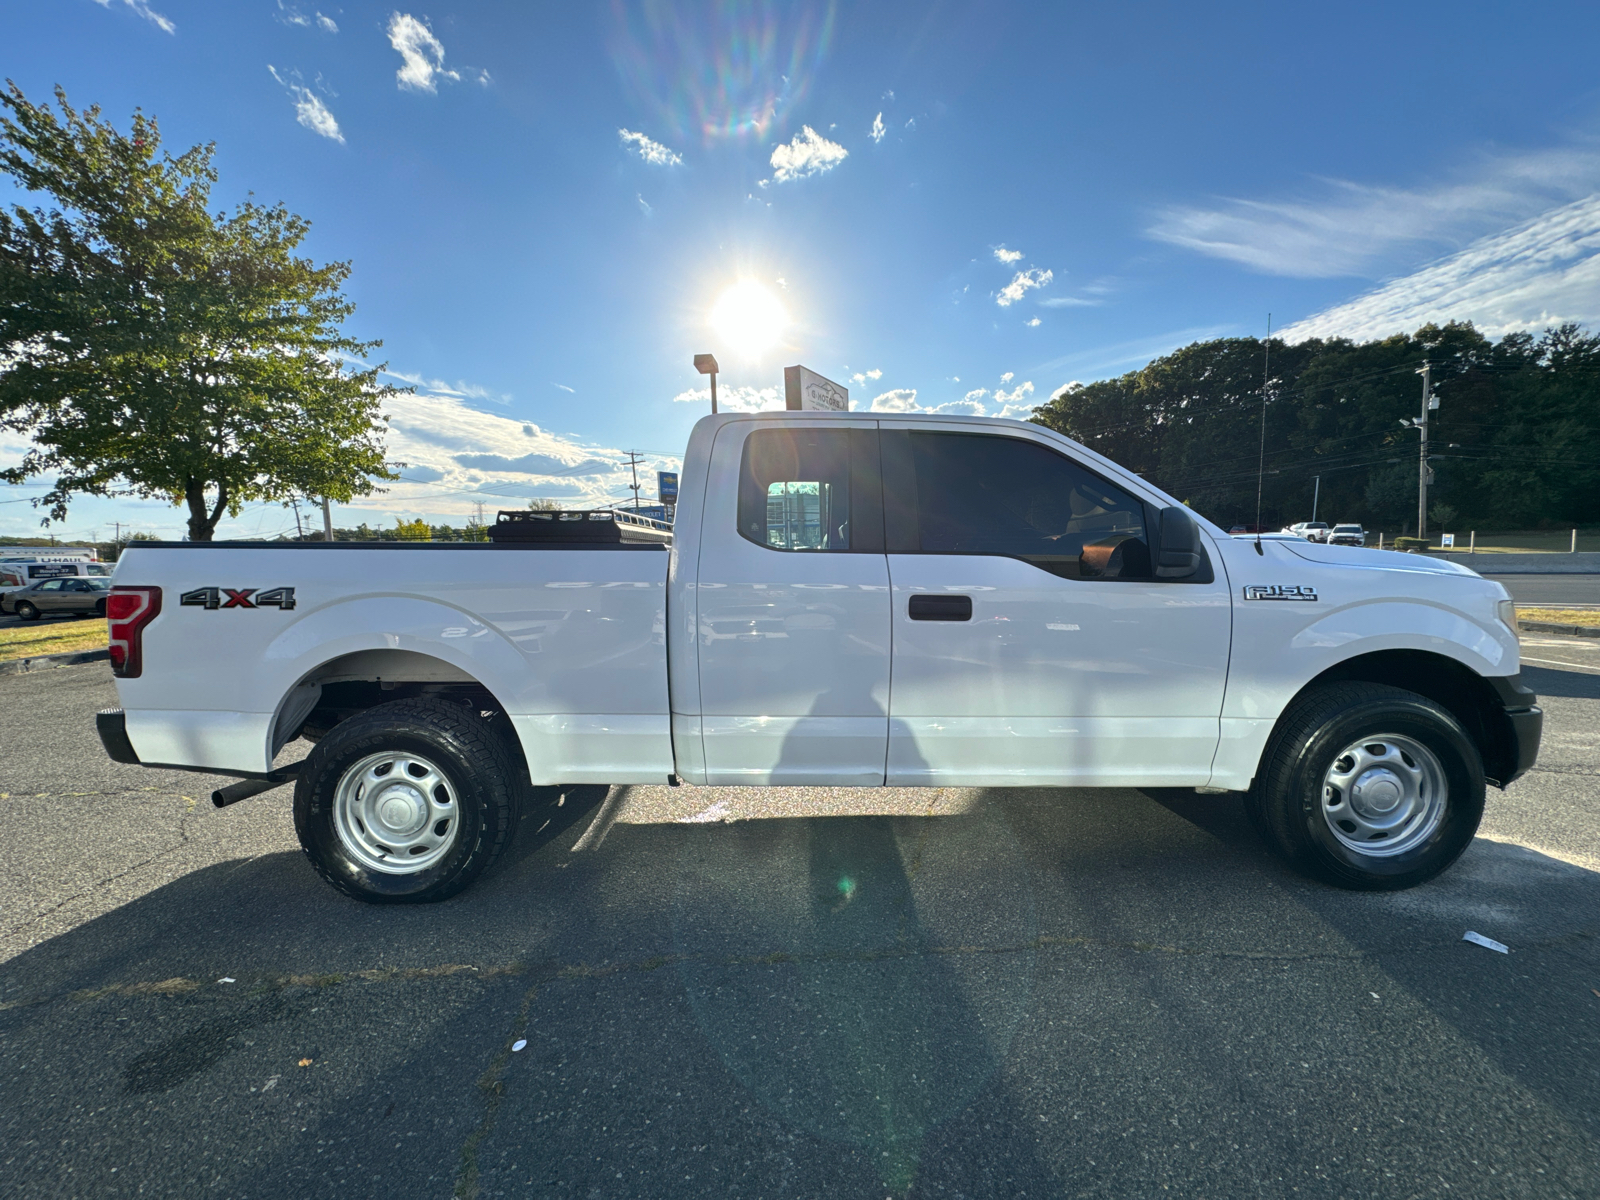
(97, 412, 1541, 902)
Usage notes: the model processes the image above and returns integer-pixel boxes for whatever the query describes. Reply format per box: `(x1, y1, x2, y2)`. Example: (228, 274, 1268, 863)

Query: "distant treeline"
(1030, 322, 1600, 533)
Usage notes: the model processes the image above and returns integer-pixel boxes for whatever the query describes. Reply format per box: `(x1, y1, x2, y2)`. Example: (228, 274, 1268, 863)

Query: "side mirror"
(1155, 505, 1203, 579)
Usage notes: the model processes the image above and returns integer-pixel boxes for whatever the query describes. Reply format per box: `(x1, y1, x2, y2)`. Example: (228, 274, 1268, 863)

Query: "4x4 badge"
(1244, 584, 1317, 601)
(181, 586, 296, 610)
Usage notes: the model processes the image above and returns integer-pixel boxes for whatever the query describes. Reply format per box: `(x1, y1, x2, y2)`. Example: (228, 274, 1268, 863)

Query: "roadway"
(1, 645, 1597, 1198)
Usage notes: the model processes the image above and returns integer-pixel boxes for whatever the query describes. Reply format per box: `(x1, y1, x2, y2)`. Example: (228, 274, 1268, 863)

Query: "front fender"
(1227, 598, 1514, 721)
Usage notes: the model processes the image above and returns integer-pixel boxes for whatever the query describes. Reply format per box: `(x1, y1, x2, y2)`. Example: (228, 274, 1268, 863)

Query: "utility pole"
(1311, 475, 1320, 523)
(1417, 362, 1436, 538)
(321, 497, 333, 542)
(623, 451, 646, 510)
(291, 499, 304, 539)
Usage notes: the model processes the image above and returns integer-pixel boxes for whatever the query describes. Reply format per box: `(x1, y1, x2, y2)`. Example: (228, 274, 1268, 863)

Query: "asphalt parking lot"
(1, 640, 1598, 1199)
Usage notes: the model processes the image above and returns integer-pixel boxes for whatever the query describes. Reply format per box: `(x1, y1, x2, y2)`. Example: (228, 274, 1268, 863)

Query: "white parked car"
(97, 413, 1540, 902)
(1329, 524, 1367, 547)
(1287, 522, 1331, 542)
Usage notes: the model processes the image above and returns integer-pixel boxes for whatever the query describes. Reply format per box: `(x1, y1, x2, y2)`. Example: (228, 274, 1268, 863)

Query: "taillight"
(106, 586, 162, 678)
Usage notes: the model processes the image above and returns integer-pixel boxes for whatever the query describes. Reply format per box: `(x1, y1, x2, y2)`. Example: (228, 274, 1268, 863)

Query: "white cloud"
(637, 194, 653, 217)
(850, 368, 882, 386)
(870, 113, 886, 144)
(1026, 317, 1041, 327)
(1000, 372, 1014, 384)
(267, 66, 344, 144)
(905, 117, 916, 131)
(618, 129, 683, 167)
(672, 385, 783, 413)
(769, 126, 848, 184)
(870, 389, 921, 413)
(993, 245, 1023, 265)
(994, 380, 1034, 407)
(1038, 296, 1102, 307)
(997, 268, 1052, 306)
(1148, 142, 1600, 278)
(963, 388, 989, 403)
(1049, 381, 1084, 402)
(387, 13, 459, 93)
(551, 383, 575, 393)
(92, 0, 174, 34)
(276, 2, 336, 31)
(1279, 193, 1600, 342)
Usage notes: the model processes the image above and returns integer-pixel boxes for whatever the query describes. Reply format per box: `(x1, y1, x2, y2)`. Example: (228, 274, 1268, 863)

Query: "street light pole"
(694, 353, 720, 415)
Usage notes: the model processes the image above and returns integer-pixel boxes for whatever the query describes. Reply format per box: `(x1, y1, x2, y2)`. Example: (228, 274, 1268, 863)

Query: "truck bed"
(112, 541, 672, 782)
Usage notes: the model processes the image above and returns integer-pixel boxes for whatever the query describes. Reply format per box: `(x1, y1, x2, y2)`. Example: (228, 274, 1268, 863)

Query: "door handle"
(908, 594, 972, 621)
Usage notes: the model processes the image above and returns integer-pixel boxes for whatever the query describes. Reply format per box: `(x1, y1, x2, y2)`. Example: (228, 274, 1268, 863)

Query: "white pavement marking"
(1521, 656, 1600, 673)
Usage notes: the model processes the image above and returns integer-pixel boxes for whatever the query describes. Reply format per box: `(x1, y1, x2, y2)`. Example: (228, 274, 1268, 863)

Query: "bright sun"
(709, 280, 789, 359)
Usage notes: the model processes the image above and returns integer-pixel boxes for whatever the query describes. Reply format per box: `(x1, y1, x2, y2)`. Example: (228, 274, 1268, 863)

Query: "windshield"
(1334, 525, 1361, 532)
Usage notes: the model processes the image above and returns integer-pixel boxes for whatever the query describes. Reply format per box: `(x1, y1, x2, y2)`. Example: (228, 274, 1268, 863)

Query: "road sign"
(1441, 533, 1455, 548)
(658, 471, 678, 502)
(784, 365, 849, 412)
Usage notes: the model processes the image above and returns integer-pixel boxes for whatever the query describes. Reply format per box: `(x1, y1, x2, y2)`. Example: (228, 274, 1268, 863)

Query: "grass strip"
(1519, 607, 1600, 628)
(0, 618, 108, 663)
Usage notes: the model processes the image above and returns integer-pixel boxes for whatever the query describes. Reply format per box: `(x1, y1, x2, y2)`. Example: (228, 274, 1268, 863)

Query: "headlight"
(1497, 599, 1518, 632)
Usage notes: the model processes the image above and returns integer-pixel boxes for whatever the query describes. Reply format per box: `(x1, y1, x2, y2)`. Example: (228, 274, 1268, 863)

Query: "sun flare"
(709, 280, 789, 359)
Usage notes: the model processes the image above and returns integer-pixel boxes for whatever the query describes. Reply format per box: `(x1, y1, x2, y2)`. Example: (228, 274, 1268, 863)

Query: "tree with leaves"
(1033, 322, 1600, 533)
(0, 84, 398, 540)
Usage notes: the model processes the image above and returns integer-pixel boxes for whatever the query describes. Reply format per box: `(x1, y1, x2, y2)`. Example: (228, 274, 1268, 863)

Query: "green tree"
(0, 84, 399, 540)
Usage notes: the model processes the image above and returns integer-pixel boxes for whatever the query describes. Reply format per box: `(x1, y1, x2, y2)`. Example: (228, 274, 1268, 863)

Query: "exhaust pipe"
(212, 765, 301, 809)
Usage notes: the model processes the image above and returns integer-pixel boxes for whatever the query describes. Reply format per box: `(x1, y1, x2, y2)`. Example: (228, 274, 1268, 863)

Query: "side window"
(899, 432, 1151, 580)
(737, 428, 883, 552)
(38, 580, 64, 591)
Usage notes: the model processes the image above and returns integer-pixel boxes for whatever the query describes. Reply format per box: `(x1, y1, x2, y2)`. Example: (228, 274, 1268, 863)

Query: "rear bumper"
(96, 708, 141, 764)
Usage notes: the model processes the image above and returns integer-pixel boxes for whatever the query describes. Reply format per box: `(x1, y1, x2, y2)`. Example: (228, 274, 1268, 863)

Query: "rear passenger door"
(881, 426, 1232, 787)
(694, 420, 891, 785)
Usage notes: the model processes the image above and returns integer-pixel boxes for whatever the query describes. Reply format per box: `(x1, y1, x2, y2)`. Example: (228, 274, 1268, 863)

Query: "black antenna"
(1253, 315, 1271, 555)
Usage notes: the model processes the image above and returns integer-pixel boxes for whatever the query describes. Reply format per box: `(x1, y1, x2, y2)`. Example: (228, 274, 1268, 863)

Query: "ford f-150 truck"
(96, 412, 1541, 902)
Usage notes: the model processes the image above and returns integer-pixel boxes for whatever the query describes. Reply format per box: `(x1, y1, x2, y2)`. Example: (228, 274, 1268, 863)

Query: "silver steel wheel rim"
(1320, 732, 1447, 858)
(332, 750, 461, 874)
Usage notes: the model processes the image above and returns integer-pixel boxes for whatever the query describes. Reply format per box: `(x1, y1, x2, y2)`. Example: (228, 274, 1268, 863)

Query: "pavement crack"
(0, 792, 199, 944)
(453, 973, 551, 1200)
(16, 924, 1596, 1017)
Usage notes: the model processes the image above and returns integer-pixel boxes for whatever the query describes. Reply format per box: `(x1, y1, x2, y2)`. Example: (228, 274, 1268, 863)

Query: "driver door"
(881, 425, 1232, 787)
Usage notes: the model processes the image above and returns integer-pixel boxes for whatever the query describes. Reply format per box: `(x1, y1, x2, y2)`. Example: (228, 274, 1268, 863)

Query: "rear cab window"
(737, 427, 884, 553)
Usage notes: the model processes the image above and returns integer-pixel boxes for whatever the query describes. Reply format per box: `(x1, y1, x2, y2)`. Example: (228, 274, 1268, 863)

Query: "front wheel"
(14, 601, 39, 621)
(1247, 682, 1484, 890)
(293, 697, 522, 903)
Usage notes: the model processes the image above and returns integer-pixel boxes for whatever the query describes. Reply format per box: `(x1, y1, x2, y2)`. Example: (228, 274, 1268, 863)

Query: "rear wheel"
(1248, 682, 1484, 890)
(293, 697, 522, 903)
(92, 599, 107, 617)
(14, 601, 39, 621)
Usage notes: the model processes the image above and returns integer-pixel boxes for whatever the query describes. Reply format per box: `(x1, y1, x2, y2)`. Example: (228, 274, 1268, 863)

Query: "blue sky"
(5, 0, 1600, 539)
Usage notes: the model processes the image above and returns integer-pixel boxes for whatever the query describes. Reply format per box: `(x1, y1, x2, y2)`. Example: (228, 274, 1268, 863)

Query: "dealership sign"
(784, 365, 849, 412)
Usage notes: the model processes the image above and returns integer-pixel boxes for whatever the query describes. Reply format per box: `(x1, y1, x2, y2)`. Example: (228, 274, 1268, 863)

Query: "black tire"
(14, 601, 39, 621)
(92, 599, 107, 618)
(1249, 682, 1485, 890)
(293, 697, 522, 903)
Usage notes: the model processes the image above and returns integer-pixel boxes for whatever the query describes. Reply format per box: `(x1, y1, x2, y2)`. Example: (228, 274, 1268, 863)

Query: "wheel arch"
(1290, 649, 1520, 787)
(268, 647, 523, 768)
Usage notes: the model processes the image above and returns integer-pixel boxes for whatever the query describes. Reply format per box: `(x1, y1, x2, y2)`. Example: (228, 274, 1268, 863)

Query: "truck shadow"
(3, 781, 1598, 1197)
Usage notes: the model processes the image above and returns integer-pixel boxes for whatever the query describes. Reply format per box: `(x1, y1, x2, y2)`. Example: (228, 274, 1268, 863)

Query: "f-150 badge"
(1244, 584, 1317, 602)
(180, 586, 296, 610)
